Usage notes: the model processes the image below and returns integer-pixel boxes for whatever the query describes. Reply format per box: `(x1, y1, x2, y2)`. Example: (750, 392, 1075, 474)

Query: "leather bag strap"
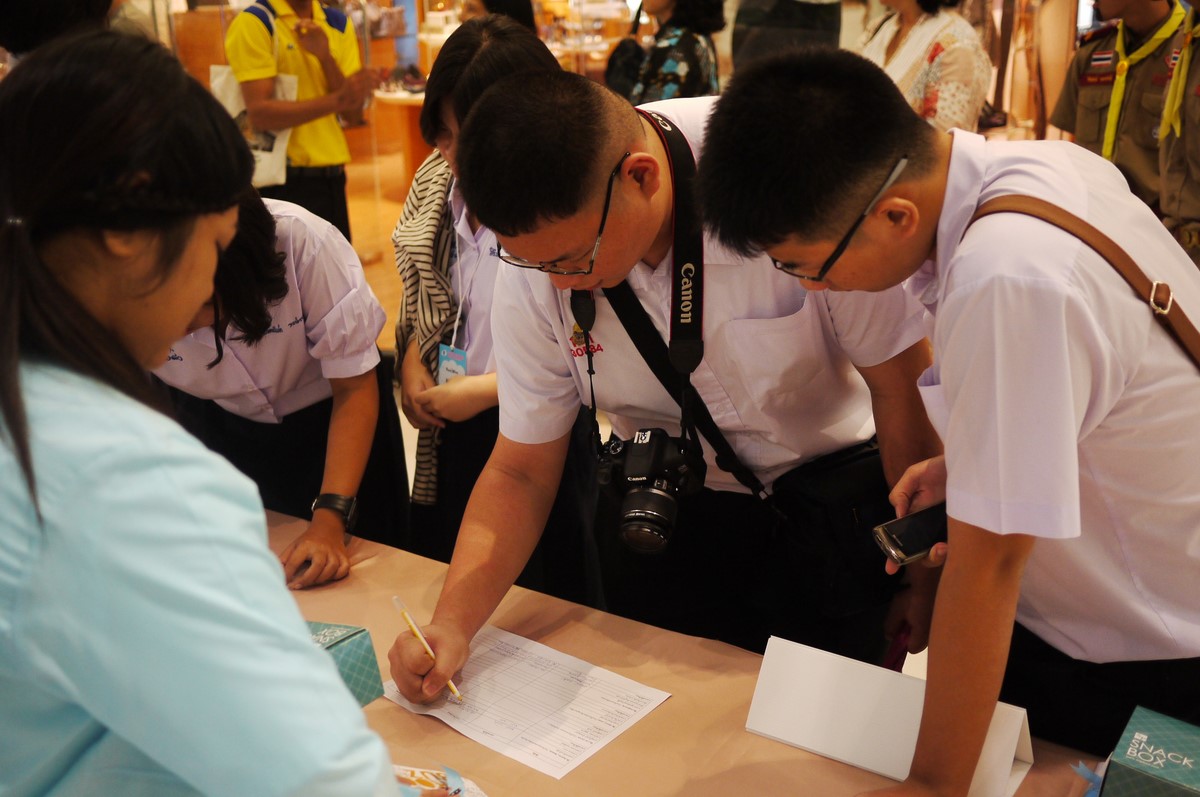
(968, 195, 1200, 372)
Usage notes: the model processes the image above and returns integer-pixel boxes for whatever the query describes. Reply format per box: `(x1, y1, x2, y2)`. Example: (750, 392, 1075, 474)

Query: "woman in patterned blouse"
(858, 0, 992, 132)
(627, 0, 725, 104)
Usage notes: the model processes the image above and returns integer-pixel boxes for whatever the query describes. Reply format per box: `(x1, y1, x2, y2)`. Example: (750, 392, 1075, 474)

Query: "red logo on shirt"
(569, 324, 604, 358)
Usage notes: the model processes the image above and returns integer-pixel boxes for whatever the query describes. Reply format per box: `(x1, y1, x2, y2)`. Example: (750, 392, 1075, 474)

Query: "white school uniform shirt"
(154, 199, 386, 423)
(911, 130, 1200, 663)
(492, 96, 929, 493)
(448, 181, 499, 376)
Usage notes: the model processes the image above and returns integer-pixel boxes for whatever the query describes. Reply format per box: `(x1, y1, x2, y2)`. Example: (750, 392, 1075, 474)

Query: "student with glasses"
(389, 70, 942, 705)
(698, 49, 1200, 795)
(392, 16, 600, 605)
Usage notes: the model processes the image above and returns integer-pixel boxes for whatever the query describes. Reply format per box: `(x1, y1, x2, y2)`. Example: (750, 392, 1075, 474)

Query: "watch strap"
(311, 493, 359, 533)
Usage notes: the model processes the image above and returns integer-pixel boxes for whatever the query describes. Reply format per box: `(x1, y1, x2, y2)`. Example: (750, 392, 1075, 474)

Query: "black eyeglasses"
(499, 152, 631, 276)
(773, 156, 909, 283)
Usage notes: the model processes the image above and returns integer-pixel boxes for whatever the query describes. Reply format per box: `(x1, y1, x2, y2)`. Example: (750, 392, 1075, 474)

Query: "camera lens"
(618, 487, 677, 554)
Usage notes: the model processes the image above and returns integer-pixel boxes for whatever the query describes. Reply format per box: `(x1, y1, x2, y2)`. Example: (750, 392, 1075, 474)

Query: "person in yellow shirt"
(225, 0, 374, 241)
(1049, 0, 1185, 212)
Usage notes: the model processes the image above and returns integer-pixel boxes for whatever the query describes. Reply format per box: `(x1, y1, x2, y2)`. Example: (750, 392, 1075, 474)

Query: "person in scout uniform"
(1050, 0, 1185, 211)
(1159, 7, 1200, 264)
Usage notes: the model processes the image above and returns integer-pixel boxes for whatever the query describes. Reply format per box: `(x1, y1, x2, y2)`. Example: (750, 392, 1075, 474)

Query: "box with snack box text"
(1102, 707, 1200, 796)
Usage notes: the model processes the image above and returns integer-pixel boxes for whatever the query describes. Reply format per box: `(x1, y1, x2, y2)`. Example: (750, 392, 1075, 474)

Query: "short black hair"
(418, 14, 559, 146)
(697, 49, 937, 256)
(0, 0, 111, 55)
(457, 69, 638, 236)
(481, 0, 537, 32)
(207, 189, 289, 365)
(669, 0, 725, 35)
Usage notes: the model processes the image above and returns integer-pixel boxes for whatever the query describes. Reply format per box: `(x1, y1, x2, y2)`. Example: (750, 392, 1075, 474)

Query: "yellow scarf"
(1102, 1, 1186, 160)
(1162, 8, 1200, 138)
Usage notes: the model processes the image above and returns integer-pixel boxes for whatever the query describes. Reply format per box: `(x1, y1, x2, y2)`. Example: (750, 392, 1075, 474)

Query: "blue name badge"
(436, 343, 467, 385)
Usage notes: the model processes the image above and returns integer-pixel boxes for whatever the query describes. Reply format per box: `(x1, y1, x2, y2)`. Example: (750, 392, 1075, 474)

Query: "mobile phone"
(873, 503, 948, 565)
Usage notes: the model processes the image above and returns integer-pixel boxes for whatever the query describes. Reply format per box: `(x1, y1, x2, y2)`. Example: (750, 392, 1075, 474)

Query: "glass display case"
(542, 0, 633, 80)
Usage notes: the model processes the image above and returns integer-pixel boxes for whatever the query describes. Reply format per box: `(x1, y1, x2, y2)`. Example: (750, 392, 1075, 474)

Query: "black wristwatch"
(311, 493, 359, 534)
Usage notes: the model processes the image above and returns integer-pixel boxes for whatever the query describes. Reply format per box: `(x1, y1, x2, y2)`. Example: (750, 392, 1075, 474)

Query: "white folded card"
(746, 637, 1033, 797)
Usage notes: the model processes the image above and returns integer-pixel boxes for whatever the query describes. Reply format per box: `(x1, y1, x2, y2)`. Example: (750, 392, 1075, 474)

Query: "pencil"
(391, 595, 463, 702)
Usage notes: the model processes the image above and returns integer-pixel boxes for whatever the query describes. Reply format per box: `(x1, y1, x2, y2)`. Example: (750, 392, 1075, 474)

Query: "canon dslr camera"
(597, 428, 706, 554)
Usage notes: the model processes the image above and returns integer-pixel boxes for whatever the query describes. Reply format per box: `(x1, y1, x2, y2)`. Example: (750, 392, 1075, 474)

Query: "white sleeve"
(492, 266, 584, 444)
(935, 271, 1118, 538)
(24, 428, 400, 797)
(280, 211, 386, 380)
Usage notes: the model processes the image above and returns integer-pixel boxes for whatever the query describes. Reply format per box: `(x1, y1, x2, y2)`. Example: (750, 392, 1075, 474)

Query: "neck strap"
(569, 111, 769, 499)
(638, 108, 705, 376)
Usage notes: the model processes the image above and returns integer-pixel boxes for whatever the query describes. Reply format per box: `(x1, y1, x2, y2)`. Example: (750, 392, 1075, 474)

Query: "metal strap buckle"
(1150, 281, 1174, 315)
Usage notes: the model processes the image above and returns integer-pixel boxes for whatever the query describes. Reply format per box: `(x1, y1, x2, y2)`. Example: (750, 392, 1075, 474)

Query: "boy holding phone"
(697, 49, 1200, 797)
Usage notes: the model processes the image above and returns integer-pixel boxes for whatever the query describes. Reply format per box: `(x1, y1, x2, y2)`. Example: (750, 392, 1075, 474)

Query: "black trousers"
(595, 485, 893, 659)
(411, 407, 602, 607)
(260, 166, 351, 243)
(167, 360, 410, 549)
(1000, 622, 1200, 756)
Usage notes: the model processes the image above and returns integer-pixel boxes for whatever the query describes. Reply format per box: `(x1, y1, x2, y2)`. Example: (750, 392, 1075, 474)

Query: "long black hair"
(206, 189, 290, 366)
(0, 30, 253, 505)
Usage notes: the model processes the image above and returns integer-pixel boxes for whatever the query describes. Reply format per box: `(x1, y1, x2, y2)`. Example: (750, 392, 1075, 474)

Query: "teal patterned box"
(1102, 707, 1200, 796)
(308, 622, 385, 707)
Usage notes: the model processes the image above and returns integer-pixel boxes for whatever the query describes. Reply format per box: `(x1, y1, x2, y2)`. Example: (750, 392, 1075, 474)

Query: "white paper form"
(383, 626, 671, 779)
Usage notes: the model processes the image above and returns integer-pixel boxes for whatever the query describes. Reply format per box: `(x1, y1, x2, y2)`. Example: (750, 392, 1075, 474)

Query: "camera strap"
(603, 283, 768, 501)
(637, 108, 705, 379)
(570, 108, 769, 502)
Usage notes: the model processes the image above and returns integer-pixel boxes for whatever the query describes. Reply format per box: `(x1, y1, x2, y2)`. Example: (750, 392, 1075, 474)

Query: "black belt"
(286, 164, 345, 178)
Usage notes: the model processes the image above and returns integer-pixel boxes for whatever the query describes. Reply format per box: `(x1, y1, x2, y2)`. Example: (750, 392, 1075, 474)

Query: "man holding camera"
(388, 72, 941, 704)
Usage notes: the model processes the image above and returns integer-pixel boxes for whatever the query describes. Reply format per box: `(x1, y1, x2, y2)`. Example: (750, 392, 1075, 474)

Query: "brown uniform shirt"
(1051, 17, 1178, 210)
(1159, 25, 1200, 261)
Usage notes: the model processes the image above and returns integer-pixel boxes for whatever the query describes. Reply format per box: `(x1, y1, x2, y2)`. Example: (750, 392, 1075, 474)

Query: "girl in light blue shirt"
(0, 31, 414, 797)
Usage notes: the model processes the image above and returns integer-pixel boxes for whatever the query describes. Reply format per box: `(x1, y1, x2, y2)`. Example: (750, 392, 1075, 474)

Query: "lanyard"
(449, 243, 467, 350)
(1103, 2, 1185, 160)
(1162, 8, 1199, 138)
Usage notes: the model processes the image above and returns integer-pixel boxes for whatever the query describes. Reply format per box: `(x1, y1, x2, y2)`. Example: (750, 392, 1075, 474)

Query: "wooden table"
(269, 513, 1097, 796)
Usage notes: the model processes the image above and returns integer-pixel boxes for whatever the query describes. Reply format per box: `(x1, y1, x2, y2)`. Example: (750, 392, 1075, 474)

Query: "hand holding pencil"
(388, 596, 464, 704)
